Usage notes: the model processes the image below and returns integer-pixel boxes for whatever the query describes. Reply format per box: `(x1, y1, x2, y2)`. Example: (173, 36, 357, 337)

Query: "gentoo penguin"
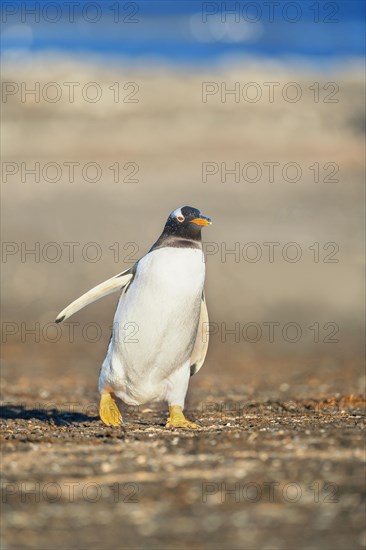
(56, 206, 211, 429)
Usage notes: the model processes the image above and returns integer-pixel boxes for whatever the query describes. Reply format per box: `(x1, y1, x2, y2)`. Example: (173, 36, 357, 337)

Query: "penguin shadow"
(0, 404, 99, 426)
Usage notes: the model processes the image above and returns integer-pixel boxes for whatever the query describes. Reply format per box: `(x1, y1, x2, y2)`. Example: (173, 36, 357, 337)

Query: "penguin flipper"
(55, 266, 135, 323)
(190, 293, 209, 376)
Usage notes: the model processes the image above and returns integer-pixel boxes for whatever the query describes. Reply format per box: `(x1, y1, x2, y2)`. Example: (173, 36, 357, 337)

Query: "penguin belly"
(99, 248, 205, 405)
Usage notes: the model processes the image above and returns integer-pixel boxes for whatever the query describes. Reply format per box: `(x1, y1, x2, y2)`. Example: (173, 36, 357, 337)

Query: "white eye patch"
(173, 207, 185, 222)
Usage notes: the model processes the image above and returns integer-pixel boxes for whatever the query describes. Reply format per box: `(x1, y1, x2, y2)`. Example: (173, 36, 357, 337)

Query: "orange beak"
(190, 216, 212, 226)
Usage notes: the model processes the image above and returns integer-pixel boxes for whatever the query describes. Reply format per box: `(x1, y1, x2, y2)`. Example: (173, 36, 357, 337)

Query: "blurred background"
(1, 0, 365, 397)
(1, 3, 365, 550)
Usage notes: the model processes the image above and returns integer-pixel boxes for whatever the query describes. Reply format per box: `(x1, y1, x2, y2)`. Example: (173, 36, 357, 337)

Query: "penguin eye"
(177, 215, 184, 222)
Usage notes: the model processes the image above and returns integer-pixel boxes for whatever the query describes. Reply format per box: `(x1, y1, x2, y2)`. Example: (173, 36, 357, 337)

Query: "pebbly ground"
(1, 382, 365, 550)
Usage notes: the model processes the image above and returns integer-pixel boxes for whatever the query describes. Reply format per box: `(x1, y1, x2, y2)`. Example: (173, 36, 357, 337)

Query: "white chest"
(136, 247, 205, 294)
(114, 246, 205, 351)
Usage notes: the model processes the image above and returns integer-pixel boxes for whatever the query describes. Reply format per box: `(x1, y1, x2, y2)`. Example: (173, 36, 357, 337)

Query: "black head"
(150, 206, 212, 252)
(167, 206, 211, 230)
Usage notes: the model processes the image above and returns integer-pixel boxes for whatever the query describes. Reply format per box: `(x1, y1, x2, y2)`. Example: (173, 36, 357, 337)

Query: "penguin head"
(168, 206, 212, 230)
(151, 206, 212, 251)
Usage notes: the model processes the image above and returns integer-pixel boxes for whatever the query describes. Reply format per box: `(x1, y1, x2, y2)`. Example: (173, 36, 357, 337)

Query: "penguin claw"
(166, 406, 198, 429)
(99, 393, 122, 426)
